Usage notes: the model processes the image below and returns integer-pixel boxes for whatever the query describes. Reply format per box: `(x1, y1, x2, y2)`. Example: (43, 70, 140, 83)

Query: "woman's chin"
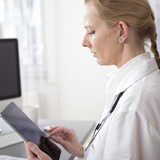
(96, 59, 105, 66)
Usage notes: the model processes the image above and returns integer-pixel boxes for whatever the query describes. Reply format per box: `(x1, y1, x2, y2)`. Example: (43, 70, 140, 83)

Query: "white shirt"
(102, 52, 151, 119)
(77, 52, 160, 160)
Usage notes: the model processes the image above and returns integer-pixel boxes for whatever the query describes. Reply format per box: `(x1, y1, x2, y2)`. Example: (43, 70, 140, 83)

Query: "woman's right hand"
(46, 126, 84, 158)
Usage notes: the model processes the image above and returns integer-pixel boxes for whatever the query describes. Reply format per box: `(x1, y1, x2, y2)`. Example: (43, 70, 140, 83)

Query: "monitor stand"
(0, 128, 2, 133)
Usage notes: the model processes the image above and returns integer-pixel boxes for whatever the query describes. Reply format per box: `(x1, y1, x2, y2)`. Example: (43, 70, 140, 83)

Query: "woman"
(25, 0, 160, 159)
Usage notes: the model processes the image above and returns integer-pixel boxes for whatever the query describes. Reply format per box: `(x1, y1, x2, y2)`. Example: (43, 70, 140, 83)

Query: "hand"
(46, 126, 84, 158)
(25, 141, 51, 160)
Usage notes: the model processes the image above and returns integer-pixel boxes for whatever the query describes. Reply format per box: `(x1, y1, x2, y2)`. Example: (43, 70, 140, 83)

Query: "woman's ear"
(117, 21, 129, 43)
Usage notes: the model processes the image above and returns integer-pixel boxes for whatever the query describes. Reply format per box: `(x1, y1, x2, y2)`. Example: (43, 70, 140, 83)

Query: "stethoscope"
(85, 91, 125, 151)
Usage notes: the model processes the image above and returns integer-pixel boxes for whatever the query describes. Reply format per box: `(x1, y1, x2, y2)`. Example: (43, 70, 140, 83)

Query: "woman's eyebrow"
(84, 25, 93, 29)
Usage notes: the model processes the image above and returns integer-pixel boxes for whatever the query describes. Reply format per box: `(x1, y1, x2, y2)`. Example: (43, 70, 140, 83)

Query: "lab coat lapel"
(102, 58, 158, 120)
(115, 58, 158, 95)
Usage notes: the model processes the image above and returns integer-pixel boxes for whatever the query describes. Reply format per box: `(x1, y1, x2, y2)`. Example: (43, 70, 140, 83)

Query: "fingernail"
(51, 136, 56, 140)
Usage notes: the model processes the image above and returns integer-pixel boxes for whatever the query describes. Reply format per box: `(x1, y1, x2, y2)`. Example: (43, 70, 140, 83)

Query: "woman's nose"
(82, 34, 91, 48)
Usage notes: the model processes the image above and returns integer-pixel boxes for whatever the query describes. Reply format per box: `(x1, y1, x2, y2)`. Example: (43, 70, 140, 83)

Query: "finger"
(63, 132, 72, 140)
(47, 127, 70, 139)
(49, 129, 71, 141)
(48, 126, 61, 132)
(46, 130, 61, 139)
(25, 142, 37, 159)
(27, 142, 45, 159)
(49, 134, 69, 148)
(24, 141, 27, 147)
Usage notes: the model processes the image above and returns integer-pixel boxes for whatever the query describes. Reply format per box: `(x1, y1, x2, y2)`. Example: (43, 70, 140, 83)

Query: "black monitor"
(0, 38, 21, 112)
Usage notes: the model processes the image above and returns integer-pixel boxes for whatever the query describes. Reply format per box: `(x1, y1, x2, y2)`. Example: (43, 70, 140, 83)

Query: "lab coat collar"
(115, 58, 158, 95)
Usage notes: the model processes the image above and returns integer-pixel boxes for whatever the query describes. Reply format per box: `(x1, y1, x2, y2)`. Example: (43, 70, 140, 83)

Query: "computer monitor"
(0, 39, 22, 113)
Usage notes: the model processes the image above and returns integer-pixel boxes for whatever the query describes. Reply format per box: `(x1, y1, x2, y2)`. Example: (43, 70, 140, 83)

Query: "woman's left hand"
(24, 141, 52, 160)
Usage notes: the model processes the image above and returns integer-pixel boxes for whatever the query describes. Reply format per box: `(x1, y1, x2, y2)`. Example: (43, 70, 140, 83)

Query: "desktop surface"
(0, 118, 95, 160)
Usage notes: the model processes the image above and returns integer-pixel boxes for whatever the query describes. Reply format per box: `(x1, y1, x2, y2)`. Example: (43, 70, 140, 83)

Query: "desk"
(0, 118, 95, 160)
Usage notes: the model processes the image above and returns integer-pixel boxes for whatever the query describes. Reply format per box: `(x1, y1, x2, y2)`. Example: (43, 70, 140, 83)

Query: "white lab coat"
(77, 58, 160, 160)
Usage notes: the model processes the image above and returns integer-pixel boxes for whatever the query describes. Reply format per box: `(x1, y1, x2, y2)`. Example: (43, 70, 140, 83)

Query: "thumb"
(28, 142, 43, 157)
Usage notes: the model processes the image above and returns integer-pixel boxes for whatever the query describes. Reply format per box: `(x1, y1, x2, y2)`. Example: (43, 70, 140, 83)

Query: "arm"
(46, 126, 84, 158)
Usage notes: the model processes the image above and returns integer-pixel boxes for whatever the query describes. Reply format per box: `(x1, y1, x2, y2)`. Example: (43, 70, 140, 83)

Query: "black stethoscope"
(85, 91, 125, 151)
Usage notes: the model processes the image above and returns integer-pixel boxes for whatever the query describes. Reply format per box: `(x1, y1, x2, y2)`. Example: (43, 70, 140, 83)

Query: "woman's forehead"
(83, 4, 105, 28)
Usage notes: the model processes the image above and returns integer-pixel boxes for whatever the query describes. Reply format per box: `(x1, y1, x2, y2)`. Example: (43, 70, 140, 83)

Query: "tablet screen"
(1, 102, 45, 145)
(1, 102, 61, 159)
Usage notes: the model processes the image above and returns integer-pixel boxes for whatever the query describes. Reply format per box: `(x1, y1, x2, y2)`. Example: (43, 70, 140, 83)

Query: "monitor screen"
(0, 39, 21, 100)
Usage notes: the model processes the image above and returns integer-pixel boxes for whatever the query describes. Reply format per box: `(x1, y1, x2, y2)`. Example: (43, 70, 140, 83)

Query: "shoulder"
(118, 67, 160, 110)
(115, 68, 160, 129)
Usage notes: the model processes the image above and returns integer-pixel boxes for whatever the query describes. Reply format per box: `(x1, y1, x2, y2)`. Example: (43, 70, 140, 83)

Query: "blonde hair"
(84, 0, 160, 69)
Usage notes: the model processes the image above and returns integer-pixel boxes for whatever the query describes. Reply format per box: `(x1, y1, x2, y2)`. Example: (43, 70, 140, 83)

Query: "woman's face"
(82, 4, 120, 66)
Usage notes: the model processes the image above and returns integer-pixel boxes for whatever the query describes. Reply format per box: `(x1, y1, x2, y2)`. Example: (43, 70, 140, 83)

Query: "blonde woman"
(25, 0, 160, 159)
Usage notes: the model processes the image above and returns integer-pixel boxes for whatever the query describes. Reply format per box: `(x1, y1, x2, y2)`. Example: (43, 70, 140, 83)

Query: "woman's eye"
(88, 31, 95, 35)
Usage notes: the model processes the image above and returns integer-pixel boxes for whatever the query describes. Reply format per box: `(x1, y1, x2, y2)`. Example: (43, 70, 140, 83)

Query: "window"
(0, 0, 47, 91)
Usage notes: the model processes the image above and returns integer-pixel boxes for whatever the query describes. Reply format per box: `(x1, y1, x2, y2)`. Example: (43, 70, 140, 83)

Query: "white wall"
(42, 0, 115, 123)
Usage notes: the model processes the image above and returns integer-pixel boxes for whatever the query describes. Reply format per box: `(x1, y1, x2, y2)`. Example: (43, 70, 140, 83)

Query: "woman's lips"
(91, 51, 97, 57)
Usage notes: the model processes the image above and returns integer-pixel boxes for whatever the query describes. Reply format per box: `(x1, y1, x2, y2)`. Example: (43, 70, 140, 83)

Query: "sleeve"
(103, 111, 160, 160)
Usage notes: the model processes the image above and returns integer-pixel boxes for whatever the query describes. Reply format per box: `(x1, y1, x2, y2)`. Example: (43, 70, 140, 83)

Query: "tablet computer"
(0, 102, 61, 160)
